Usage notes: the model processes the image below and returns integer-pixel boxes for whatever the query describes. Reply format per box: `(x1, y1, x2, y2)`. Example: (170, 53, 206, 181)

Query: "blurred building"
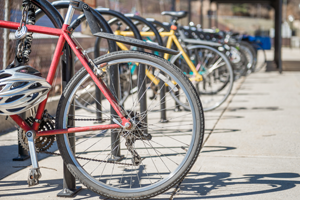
(0, 0, 300, 79)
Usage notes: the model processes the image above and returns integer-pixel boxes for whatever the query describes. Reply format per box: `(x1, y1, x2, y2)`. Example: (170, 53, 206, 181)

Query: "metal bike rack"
(69, 7, 127, 161)
(35, 0, 82, 196)
(93, 8, 142, 127)
(35, 1, 168, 196)
(92, 8, 149, 136)
(124, 14, 168, 122)
(94, 10, 169, 123)
(146, 19, 182, 112)
(37, 1, 133, 193)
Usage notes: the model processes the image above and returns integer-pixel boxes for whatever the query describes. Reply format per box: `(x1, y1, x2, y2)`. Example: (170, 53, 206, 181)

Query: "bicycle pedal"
(27, 168, 42, 186)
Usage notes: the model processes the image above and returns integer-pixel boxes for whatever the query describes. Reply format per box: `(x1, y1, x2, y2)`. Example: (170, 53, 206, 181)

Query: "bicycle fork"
(26, 130, 42, 186)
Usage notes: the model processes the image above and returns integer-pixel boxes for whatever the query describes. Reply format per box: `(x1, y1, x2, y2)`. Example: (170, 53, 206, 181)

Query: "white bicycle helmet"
(0, 65, 51, 115)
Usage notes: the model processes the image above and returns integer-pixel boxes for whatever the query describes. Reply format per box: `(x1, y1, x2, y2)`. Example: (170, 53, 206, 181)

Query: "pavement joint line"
(202, 76, 247, 148)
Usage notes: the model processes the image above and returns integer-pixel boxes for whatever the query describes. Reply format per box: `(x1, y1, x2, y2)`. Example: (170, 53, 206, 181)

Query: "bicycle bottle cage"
(70, 0, 179, 55)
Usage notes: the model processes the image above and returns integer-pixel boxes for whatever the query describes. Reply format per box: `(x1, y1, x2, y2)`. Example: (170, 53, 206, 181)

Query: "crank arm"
(26, 130, 42, 186)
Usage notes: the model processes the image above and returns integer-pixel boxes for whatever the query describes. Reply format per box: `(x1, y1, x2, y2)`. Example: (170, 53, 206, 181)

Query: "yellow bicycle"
(112, 11, 234, 111)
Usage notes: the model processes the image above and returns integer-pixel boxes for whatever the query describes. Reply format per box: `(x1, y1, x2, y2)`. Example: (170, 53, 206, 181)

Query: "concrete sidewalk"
(171, 70, 300, 199)
(0, 66, 300, 199)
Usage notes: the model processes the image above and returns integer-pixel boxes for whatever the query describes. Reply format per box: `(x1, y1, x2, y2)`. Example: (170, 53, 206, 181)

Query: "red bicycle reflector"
(171, 25, 177, 30)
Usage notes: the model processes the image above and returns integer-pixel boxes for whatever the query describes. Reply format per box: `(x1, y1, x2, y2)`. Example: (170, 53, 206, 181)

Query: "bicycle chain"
(39, 150, 135, 166)
(67, 117, 111, 122)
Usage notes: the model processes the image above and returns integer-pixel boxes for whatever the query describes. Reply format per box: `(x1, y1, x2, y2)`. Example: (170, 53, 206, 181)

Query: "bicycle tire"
(56, 51, 204, 200)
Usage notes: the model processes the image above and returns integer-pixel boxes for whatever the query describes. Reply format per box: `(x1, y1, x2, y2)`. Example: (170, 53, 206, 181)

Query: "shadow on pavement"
(171, 172, 300, 199)
(0, 178, 101, 199)
(0, 179, 63, 198)
(0, 143, 58, 180)
(0, 172, 299, 199)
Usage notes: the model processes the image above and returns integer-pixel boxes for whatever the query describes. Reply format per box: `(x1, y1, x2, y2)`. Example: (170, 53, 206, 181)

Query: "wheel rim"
(61, 57, 199, 193)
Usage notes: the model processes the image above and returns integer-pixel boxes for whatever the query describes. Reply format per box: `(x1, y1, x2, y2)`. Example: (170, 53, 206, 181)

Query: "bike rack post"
(147, 19, 183, 112)
(174, 91, 182, 112)
(93, 42, 103, 123)
(92, 9, 123, 161)
(93, 9, 153, 157)
(125, 15, 168, 123)
(13, 112, 30, 161)
(57, 43, 82, 198)
(34, 1, 82, 197)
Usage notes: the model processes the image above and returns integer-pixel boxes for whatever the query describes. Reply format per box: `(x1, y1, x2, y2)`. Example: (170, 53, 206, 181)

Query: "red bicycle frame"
(0, 20, 130, 138)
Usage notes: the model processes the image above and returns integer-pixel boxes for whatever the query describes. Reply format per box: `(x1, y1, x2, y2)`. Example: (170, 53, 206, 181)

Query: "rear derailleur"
(122, 111, 152, 165)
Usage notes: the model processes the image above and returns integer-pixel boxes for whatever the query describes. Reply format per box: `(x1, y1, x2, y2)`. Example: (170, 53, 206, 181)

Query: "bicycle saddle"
(161, 11, 188, 20)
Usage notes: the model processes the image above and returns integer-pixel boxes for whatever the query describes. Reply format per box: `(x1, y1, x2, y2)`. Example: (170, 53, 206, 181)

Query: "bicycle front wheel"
(56, 51, 204, 200)
(170, 45, 234, 111)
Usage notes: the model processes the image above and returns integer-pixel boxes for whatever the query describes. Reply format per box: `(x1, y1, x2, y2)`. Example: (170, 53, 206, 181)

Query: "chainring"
(18, 114, 55, 152)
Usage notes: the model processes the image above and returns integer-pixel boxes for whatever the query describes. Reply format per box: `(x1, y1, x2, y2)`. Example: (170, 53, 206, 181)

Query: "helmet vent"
(11, 82, 28, 90)
(7, 107, 25, 113)
(5, 94, 24, 103)
(0, 74, 12, 80)
(27, 92, 39, 102)
(29, 83, 42, 89)
(17, 67, 42, 77)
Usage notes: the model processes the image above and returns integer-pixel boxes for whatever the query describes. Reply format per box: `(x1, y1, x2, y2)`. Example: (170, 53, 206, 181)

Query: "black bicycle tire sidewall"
(56, 51, 204, 200)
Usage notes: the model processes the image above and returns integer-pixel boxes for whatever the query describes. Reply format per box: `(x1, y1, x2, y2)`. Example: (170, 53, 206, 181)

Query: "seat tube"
(164, 34, 174, 60)
(64, 4, 75, 26)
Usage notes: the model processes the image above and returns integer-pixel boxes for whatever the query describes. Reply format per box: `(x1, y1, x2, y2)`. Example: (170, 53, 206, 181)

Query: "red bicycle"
(0, 1, 204, 199)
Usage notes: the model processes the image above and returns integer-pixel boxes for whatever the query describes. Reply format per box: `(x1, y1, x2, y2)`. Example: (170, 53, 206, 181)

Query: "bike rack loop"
(37, 0, 147, 189)
(75, 8, 151, 135)
(145, 18, 183, 112)
(95, 11, 168, 122)
(68, 7, 146, 160)
(91, 9, 143, 122)
(123, 14, 168, 122)
(42, 0, 128, 164)
(33, 0, 81, 197)
(35, 1, 118, 197)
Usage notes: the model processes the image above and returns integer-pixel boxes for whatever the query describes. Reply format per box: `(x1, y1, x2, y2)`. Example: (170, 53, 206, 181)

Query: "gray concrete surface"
(0, 50, 300, 199)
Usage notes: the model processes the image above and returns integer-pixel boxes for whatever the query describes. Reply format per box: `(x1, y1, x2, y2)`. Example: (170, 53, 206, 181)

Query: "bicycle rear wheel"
(56, 51, 204, 200)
